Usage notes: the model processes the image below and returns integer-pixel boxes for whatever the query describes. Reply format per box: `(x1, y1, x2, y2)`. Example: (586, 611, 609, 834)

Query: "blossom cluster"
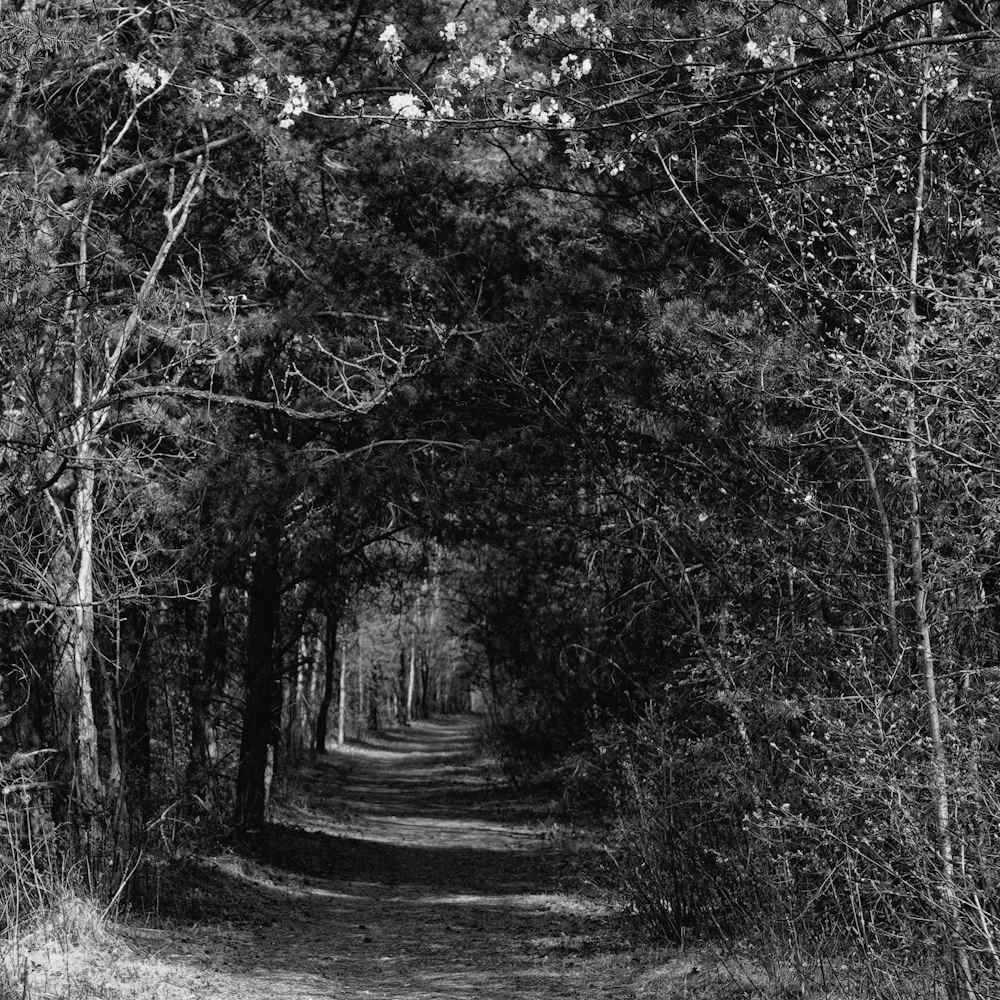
(234, 73, 270, 102)
(124, 62, 170, 95)
(522, 6, 611, 47)
(385, 90, 457, 127)
(566, 134, 626, 174)
(439, 20, 468, 41)
(526, 7, 566, 34)
(202, 78, 225, 108)
(279, 75, 310, 128)
(745, 35, 797, 67)
(550, 53, 592, 85)
(379, 24, 404, 62)
(373, 13, 619, 170)
(459, 53, 498, 86)
(502, 97, 575, 129)
(122, 59, 317, 130)
(388, 92, 425, 120)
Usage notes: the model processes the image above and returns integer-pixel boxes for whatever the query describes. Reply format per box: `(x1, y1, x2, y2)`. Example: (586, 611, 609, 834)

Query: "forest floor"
(103, 714, 668, 999)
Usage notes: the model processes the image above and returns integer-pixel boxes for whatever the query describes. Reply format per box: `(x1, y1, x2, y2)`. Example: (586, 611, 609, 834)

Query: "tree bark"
(315, 611, 339, 754)
(234, 512, 282, 834)
(357, 638, 366, 738)
(854, 436, 900, 666)
(49, 447, 104, 845)
(286, 634, 308, 763)
(420, 650, 430, 719)
(905, 27, 975, 996)
(405, 645, 416, 724)
(119, 605, 151, 820)
(187, 576, 226, 805)
(336, 635, 348, 746)
(369, 665, 381, 731)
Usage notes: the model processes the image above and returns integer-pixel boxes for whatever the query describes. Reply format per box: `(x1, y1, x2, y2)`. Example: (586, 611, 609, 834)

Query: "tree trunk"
(905, 32, 975, 996)
(315, 612, 339, 754)
(286, 634, 308, 763)
(369, 666, 381, 731)
(49, 447, 104, 846)
(854, 436, 900, 667)
(119, 605, 151, 820)
(234, 513, 282, 834)
(187, 576, 226, 805)
(405, 645, 416, 724)
(336, 636, 348, 746)
(309, 633, 323, 746)
(357, 641, 366, 738)
(420, 650, 431, 719)
(906, 408, 973, 997)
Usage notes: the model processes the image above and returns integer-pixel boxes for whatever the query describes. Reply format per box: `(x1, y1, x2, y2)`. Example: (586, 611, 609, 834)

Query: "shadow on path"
(148, 715, 640, 999)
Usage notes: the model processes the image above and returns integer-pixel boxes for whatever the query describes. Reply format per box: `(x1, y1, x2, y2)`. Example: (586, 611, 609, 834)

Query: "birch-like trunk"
(405, 645, 416, 724)
(50, 514, 103, 834)
(905, 17, 975, 995)
(47, 157, 207, 849)
(336, 638, 348, 746)
(854, 437, 900, 666)
(356, 637, 366, 738)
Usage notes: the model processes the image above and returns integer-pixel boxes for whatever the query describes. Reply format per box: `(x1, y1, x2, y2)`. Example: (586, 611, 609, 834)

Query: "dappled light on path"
(146, 715, 640, 999)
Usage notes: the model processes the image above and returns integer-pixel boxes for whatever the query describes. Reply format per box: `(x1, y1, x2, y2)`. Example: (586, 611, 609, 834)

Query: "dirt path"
(145, 715, 646, 999)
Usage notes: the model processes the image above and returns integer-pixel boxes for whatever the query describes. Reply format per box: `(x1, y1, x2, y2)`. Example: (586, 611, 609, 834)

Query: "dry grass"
(0, 886, 200, 1000)
(0, 776, 200, 1000)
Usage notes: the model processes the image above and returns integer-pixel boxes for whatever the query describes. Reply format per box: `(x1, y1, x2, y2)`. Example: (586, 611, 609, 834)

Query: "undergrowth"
(604, 686, 1000, 1000)
(0, 753, 196, 1000)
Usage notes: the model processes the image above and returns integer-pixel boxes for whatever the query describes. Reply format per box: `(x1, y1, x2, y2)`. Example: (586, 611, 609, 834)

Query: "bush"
(607, 658, 1000, 990)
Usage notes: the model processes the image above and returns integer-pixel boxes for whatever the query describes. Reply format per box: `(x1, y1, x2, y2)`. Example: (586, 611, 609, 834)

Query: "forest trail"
(147, 715, 644, 999)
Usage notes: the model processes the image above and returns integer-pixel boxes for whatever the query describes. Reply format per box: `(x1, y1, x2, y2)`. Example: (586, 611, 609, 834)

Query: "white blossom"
(278, 75, 310, 127)
(526, 101, 549, 126)
(600, 153, 626, 176)
(557, 53, 592, 81)
(379, 23, 404, 60)
(526, 8, 566, 35)
(570, 5, 595, 30)
(203, 78, 225, 108)
(439, 20, 467, 40)
(388, 92, 425, 119)
(459, 53, 497, 86)
(234, 73, 270, 102)
(583, 22, 612, 46)
(124, 62, 157, 94)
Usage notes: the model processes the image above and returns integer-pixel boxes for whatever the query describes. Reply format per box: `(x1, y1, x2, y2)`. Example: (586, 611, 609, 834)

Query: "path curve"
(149, 715, 643, 999)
